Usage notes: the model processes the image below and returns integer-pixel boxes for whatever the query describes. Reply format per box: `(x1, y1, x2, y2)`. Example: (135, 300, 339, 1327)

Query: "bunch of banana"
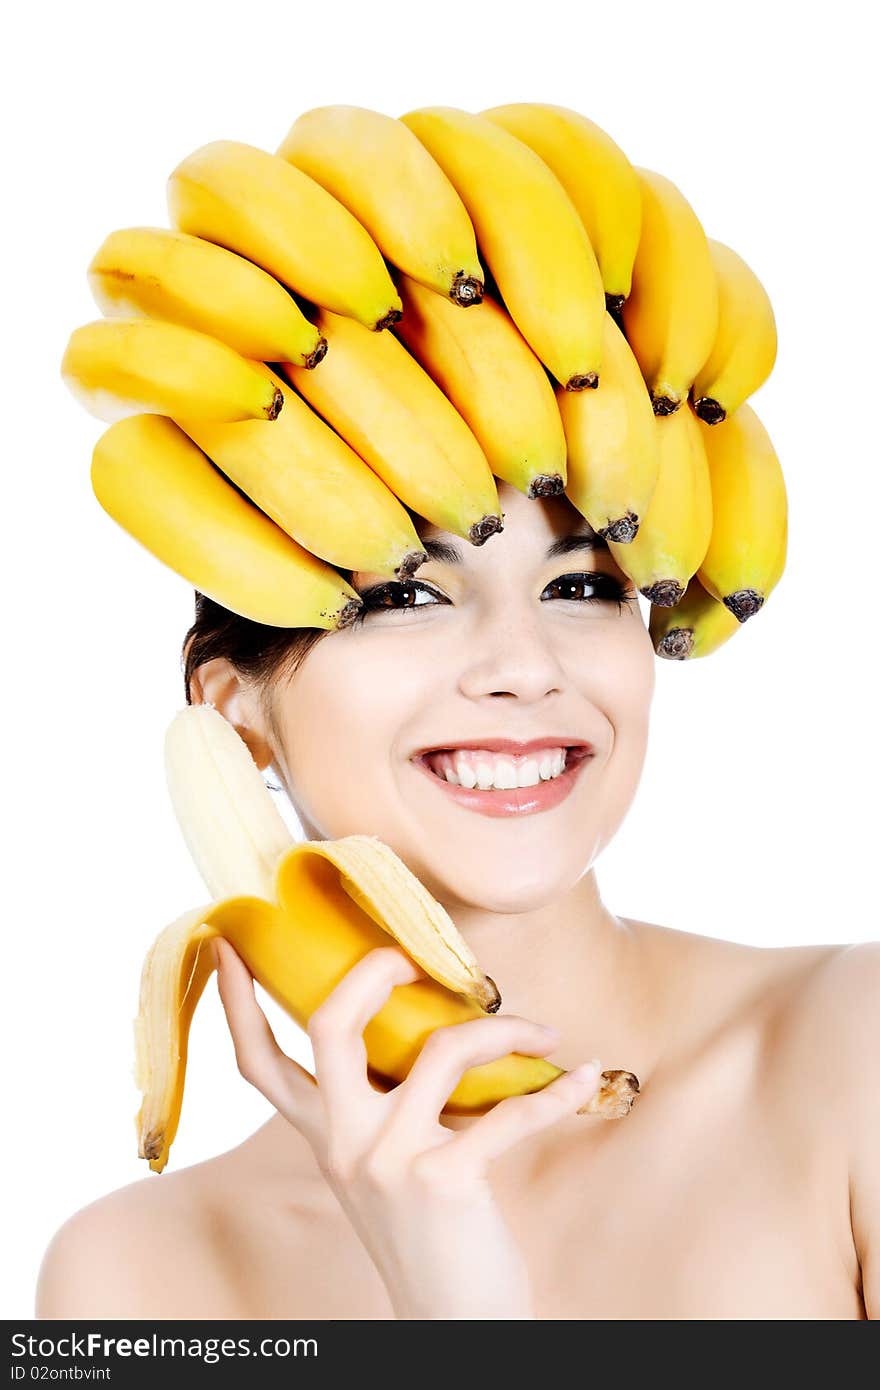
(284, 307, 504, 546)
(136, 705, 640, 1172)
(62, 99, 787, 659)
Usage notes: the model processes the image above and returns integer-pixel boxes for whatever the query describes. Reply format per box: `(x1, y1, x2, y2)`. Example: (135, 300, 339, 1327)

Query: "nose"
(456, 593, 566, 704)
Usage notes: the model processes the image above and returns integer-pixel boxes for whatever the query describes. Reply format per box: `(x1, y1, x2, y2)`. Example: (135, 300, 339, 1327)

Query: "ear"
(187, 656, 275, 772)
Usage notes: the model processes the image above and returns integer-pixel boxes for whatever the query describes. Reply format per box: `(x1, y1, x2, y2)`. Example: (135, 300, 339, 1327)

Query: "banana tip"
(692, 396, 726, 425)
(305, 337, 329, 369)
(527, 474, 565, 499)
(374, 308, 403, 332)
(723, 590, 764, 623)
(396, 549, 429, 579)
(599, 512, 639, 544)
(656, 628, 694, 660)
(641, 579, 684, 607)
(651, 394, 680, 416)
(468, 514, 504, 546)
(565, 371, 599, 391)
(265, 387, 284, 421)
(477, 974, 502, 1013)
(450, 272, 484, 307)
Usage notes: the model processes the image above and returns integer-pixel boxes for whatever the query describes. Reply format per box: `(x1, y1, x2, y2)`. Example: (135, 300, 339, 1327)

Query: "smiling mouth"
(415, 745, 592, 790)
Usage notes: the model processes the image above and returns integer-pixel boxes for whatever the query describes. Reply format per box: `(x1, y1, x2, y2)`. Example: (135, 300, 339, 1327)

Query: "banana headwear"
(64, 102, 787, 662)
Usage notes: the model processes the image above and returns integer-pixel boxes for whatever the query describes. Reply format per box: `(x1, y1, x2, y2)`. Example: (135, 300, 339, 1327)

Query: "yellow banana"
(91, 416, 361, 630)
(178, 368, 427, 580)
(695, 403, 788, 621)
(135, 706, 639, 1173)
(167, 140, 402, 331)
(88, 226, 327, 368)
(400, 106, 605, 390)
(608, 402, 713, 604)
(277, 106, 484, 307)
(284, 308, 502, 546)
(481, 103, 641, 312)
(557, 311, 660, 542)
(394, 275, 566, 499)
(620, 169, 719, 416)
(61, 318, 283, 424)
(691, 239, 778, 424)
(651, 513, 787, 659)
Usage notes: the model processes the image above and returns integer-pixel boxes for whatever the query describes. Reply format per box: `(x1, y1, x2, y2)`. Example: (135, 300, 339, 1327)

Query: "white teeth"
(425, 746, 572, 791)
(457, 761, 477, 789)
(493, 758, 518, 790)
(516, 758, 541, 788)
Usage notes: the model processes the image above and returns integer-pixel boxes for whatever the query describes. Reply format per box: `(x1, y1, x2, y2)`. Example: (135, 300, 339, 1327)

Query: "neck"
(436, 868, 655, 1130)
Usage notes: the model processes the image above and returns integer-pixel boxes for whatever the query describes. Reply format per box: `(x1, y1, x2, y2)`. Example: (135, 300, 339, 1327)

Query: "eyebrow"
(419, 530, 608, 565)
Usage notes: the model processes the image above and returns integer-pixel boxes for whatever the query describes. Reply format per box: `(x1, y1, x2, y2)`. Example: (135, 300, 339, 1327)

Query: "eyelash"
(349, 572, 638, 624)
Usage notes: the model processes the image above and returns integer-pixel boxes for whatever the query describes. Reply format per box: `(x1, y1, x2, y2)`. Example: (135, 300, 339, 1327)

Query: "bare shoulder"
(35, 1154, 235, 1319)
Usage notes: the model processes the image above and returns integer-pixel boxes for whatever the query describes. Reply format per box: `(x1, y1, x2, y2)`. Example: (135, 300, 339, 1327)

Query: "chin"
(401, 839, 592, 915)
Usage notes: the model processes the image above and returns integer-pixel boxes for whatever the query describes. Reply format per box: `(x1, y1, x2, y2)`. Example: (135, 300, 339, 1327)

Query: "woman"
(34, 477, 878, 1319)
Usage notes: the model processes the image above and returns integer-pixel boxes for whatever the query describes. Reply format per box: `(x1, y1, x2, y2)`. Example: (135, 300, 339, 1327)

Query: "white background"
(3, 0, 877, 1320)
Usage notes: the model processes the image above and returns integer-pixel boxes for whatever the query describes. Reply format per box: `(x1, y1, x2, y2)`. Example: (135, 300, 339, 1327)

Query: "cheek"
(270, 631, 428, 838)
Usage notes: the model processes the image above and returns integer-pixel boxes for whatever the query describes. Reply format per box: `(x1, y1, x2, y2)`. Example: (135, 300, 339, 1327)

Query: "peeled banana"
(88, 226, 327, 369)
(695, 403, 788, 622)
(394, 274, 567, 499)
(135, 705, 640, 1172)
(691, 240, 778, 425)
(277, 106, 484, 306)
(61, 318, 283, 424)
(401, 106, 606, 390)
(608, 402, 713, 605)
(284, 308, 503, 546)
(92, 415, 362, 630)
(557, 311, 660, 542)
(621, 169, 719, 416)
(178, 368, 428, 581)
(168, 140, 402, 331)
(482, 103, 642, 313)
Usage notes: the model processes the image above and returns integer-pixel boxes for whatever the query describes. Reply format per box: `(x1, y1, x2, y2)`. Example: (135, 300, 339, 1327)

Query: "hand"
(213, 937, 602, 1320)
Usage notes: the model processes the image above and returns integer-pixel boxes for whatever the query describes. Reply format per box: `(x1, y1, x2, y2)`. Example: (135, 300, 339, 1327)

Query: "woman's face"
(265, 481, 655, 913)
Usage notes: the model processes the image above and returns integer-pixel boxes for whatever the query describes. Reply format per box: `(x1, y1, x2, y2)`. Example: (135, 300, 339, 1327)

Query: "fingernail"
(569, 1059, 601, 1084)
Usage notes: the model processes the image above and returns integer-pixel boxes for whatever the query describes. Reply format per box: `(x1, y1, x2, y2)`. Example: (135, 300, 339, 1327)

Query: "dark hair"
(181, 588, 346, 706)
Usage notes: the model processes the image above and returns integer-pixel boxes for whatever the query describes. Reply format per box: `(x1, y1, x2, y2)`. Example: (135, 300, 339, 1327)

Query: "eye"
(350, 579, 450, 622)
(542, 571, 638, 612)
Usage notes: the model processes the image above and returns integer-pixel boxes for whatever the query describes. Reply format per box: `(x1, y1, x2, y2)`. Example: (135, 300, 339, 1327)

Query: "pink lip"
(413, 736, 594, 757)
(411, 745, 594, 818)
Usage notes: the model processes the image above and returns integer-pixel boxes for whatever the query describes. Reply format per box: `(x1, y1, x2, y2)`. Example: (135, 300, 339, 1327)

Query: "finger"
(443, 1061, 604, 1170)
(213, 937, 323, 1145)
(383, 1015, 566, 1140)
(306, 946, 424, 1114)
